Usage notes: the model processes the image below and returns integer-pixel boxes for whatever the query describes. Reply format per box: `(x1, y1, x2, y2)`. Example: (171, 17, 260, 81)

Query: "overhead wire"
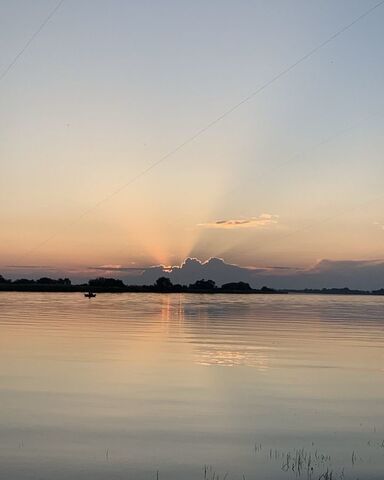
(8, 0, 384, 263)
(0, 0, 65, 83)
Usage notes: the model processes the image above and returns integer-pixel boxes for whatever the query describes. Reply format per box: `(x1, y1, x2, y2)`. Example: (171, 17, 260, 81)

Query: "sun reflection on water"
(194, 347, 271, 369)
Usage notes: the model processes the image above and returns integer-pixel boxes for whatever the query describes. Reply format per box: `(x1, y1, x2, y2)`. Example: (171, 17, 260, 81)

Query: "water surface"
(0, 293, 383, 479)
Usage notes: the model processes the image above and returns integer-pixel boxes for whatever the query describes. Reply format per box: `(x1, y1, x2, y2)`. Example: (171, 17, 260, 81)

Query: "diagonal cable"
(14, 0, 384, 261)
(0, 0, 65, 83)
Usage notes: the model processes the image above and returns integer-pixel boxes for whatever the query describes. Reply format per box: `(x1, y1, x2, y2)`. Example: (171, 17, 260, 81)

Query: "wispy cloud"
(88, 264, 146, 272)
(373, 221, 384, 231)
(6, 265, 56, 270)
(198, 214, 279, 229)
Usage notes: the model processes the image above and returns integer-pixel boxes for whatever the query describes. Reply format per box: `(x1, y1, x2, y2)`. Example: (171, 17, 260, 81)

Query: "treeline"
(1, 274, 384, 294)
(0, 275, 71, 285)
(287, 287, 384, 295)
(145, 277, 276, 293)
(0, 274, 278, 293)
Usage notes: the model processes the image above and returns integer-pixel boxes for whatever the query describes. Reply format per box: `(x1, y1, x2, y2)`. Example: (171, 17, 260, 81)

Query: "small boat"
(84, 292, 96, 298)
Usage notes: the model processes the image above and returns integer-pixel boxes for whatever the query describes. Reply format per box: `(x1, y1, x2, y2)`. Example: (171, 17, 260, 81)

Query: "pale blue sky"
(1, 0, 383, 274)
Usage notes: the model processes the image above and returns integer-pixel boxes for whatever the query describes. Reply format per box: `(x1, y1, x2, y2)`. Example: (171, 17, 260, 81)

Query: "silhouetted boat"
(84, 292, 96, 298)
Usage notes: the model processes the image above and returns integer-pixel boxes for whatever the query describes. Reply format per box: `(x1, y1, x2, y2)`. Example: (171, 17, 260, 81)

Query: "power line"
(109, 109, 383, 261)
(217, 110, 384, 207)
(14, 0, 384, 262)
(0, 0, 65, 83)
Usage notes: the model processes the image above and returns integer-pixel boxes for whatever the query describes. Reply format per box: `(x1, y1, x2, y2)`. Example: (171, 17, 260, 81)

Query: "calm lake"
(0, 293, 383, 480)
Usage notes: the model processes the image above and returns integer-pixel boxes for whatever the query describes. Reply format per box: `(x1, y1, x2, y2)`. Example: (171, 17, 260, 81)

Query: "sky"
(1, 0, 384, 284)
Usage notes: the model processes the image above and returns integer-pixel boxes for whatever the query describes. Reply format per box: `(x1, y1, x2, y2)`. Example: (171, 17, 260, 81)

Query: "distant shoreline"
(0, 284, 283, 294)
(0, 285, 383, 295)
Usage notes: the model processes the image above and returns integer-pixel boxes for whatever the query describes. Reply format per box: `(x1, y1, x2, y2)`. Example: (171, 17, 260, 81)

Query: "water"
(0, 292, 383, 480)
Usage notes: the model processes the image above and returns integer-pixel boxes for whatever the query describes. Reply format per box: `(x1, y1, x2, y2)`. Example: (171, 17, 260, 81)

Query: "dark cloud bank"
(92, 257, 384, 290)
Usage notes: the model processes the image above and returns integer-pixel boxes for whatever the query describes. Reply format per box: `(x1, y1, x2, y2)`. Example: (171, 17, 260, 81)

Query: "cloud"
(115, 257, 384, 290)
(88, 264, 144, 272)
(373, 221, 384, 230)
(124, 257, 292, 287)
(6, 265, 56, 269)
(198, 214, 279, 229)
(5, 258, 384, 290)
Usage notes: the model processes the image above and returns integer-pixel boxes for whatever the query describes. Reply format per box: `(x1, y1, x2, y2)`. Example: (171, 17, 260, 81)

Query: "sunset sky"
(1, 0, 384, 279)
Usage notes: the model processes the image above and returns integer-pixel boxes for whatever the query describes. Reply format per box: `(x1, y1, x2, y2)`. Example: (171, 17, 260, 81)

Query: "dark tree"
(221, 281, 252, 291)
(36, 277, 56, 284)
(372, 288, 384, 295)
(155, 277, 173, 290)
(260, 286, 276, 293)
(189, 279, 216, 290)
(88, 277, 125, 288)
(13, 278, 35, 284)
(0, 275, 10, 283)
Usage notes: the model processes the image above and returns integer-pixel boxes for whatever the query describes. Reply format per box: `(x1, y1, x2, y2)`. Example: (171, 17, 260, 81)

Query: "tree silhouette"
(36, 277, 56, 284)
(221, 281, 251, 291)
(155, 277, 173, 290)
(261, 286, 275, 293)
(13, 278, 35, 284)
(88, 277, 125, 287)
(189, 279, 216, 290)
